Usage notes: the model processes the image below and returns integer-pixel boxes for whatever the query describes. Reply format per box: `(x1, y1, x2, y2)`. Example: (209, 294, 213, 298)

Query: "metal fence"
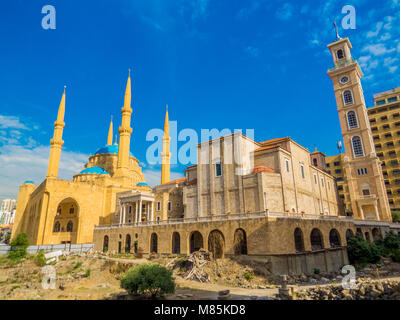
(0, 243, 94, 255)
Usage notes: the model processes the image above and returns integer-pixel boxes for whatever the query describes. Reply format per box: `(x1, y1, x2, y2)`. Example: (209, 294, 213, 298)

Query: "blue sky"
(0, 0, 399, 200)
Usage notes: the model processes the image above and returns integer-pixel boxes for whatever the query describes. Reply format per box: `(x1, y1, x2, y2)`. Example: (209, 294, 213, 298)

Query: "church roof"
(79, 167, 110, 175)
(24, 180, 35, 184)
(94, 144, 134, 157)
(136, 182, 149, 186)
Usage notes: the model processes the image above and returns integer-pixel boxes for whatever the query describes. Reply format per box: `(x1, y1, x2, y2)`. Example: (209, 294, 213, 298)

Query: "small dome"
(94, 144, 134, 157)
(24, 180, 35, 184)
(79, 167, 110, 175)
(136, 182, 149, 186)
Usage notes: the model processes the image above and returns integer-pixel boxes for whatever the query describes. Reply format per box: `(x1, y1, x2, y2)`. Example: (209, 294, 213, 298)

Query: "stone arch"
(53, 197, 80, 242)
(346, 229, 354, 242)
(150, 233, 158, 253)
(329, 229, 341, 247)
(365, 232, 371, 242)
(53, 221, 60, 232)
(310, 228, 324, 251)
(233, 228, 247, 255)
(189, 231, 203, 253)
(208, 230, 225, 259)
(294, 228, 305, 253)
(125, 234, 131, 253)
(372, 228, 382, 241)
(103, 235, 109, 252)
(66, 221, 73, 232)
(172, 232, 181, 254)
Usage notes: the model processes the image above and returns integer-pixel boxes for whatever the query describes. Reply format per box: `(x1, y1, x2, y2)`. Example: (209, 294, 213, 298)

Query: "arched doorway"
(125, 234, 131, 253)
(53, 197, 79, 243)
(372, 228, 382, 241)
(233, 229, 247, 255)
(150, 233, 158, 253)
(294, 228, 305, 252)
(172, 232, 180, 254)
(190, 231, 203, 253)
(208, 230, 225, 259)
(329, 229, 341, 247)
(310, 228, 323, 251)
(346, 229, 354, 242)
(103, 235, 109, 252)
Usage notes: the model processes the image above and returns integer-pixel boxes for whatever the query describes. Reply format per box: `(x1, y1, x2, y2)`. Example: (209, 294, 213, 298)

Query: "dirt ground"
(1, 252, 400, 300)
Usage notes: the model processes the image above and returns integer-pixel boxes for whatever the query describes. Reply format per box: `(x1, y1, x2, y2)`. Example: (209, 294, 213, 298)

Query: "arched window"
(337, 49, 345, 60)
(69, 206, 74, 214)
(313, 158, 318, 167)
(234, 229, 248, 255)
(310, 228, 323, 251)
(294, 228, 305, 253)
(329, 229, 341, 247)
(66, 221, 73, 232)
(103, 235, 109, 252)
(125, 234, 131, 253)
(150, 233, 158, 253)
(343, 90, 354, 106)
(53, 221, 60, 232)
(346, 229, 354, 242)
(172, 232, 180, 254)
(347, 111, 358, 129)
(190, 231, 204, 253)
(208, 230, 225, 259)
(352, 136, 364, 158)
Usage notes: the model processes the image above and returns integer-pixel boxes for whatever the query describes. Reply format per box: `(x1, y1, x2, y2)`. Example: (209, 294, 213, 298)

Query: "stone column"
(139, 199, 142, 223)
(119, 203, 123, 224)
(151, 202, 154, 221)
(135, 201, 138, 224)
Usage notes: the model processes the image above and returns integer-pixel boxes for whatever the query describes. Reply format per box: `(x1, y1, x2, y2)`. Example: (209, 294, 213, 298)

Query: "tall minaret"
(46, 86, 66, 179)
(107, 116, 113, 146)
(327, 37, 391, 221)
(115, 71, 133, 177)
(161, 105, 171, 184)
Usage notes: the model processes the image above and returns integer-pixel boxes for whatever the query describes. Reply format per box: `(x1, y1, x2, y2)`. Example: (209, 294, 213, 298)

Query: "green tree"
(121, 263, 175, 297)
(8, 233, 30, 261)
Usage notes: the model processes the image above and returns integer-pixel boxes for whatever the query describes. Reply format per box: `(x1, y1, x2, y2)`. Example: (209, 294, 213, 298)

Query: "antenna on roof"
(333, 21, 342, 41)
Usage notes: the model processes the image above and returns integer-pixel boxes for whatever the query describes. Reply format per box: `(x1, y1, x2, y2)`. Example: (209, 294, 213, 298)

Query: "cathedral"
(12, 36, 400, 275)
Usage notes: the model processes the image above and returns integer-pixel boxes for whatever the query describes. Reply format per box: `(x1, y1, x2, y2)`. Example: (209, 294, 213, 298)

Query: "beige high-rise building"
(326, 87, 400, 213)
(326, 38, 391, 221)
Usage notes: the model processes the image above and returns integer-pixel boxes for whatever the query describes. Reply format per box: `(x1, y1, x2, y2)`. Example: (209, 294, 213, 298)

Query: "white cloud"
(275, 3, 293, 21)
(362, 43, 396, 56)
(142, 169, 184, 188)
(244, 46, 259, 57)
(0, 115, 29, 130)
(389, 66, 399, 73)
(366, 22, 383, 38)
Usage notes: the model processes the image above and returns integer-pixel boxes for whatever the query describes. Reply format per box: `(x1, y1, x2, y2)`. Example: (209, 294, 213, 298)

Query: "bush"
(244, 272, 253, 281)
(383, 231, 400, 250)
(313, 268, 320, 275)
(392, 249, 400, 263)
(347, 235, 382, 264)
(121, 263, 175, 297)
(34, 251, 46, 267)
(391, 210, 400, 223)
(8, 233, 29, 261)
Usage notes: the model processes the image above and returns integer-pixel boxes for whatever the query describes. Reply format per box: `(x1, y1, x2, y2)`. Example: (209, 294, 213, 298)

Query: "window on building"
(313, 158, 318, 167)
(383, 124, 390, 129)
(285, 159, 290, 173)
(176, 202, 180, 207)
(337, 49, 345, 60)
(335, 169, 342, 174)
(352, 136, 364, 158)
(347, 111, 358, 129)
(321, 178, 325, 188)
(391, 160, 398, 166)
(387, 142, 394, 147)
(314, 174, 317, 184)
(393, 113, 400, 119)
(381, 116, 388, 121)
(168, 201, 172, 211)
(53, 221, 60, 232)
(129, 206, 132, 214)
(215, 162, 222, 177)
(376, 99, 386, 106)
(385, 133, 392, 138)
(69, 206, 74, 214)
(334, 161, 340, 166)
(388, 97, 398, 103)
(156, 202, 161, 211)
(343, 90, 354, 106)
(370, 118, 376, 124)
(389, 151, 397, 157)
(326, 163, 330, 168)
(357, 168, 368, 176)
(300, 164, 305, 179)
(66, 221, 73, 232)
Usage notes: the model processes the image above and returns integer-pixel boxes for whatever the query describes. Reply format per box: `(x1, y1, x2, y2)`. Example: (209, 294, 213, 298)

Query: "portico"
(118, 191, 155, 225)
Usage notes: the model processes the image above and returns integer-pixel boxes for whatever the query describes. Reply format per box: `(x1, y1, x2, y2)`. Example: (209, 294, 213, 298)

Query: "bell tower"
(327, 37, 391, 221)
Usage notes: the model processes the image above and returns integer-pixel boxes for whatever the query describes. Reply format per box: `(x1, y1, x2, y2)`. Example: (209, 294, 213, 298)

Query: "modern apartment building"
(326, 87, 400, 212)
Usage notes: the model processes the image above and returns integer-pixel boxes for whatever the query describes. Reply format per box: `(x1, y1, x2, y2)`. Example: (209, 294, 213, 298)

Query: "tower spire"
(115, 70, 133, 178)
(161, 104, 171, 184)
(107, 115, 113, 146)
(46, 87, 66, 178)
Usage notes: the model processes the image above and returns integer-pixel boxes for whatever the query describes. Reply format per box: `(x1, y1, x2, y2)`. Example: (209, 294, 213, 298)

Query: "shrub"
(73, 262, 82, 270)
(391, 210, 400, 223)
(383, 231, 400, 250)
(84, 269, 91, 278)
(34, 251, 46, 267)
(8, 233, 29, 261)
(347, 235, 382, 264)
(244, 272, 253, 281)
(121, 263, 175, 297)
(313, 268, 320, 275)
(392, 249, 400, 263)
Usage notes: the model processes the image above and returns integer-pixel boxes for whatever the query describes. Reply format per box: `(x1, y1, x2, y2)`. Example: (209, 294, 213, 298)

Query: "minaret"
(161, 105, 171, 184)
(107, 116, 113, 146)
(115, 71, 133, 177)
(327, 37, 391, 221)
(46, 86, 66, 179)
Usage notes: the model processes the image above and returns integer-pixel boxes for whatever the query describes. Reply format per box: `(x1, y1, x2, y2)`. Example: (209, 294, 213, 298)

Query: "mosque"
(12, 36, 400, 275)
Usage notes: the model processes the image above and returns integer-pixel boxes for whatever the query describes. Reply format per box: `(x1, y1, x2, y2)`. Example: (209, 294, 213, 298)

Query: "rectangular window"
(168, 201, 172, 211)
(215, 162, 222, 177)
(377, 100, 386, 106)
(388, 97, 398, 103)
(321, 178, 325, 188)
(157, 202, 161, 211)
(176, 202, 180, 207)
(129, 206, 132, 214)
(334, 161, 340, 166)
(300, 164, 305, 179)
(285, 159, 290, 173)
(314, 174, 317, 184)
(335, 169, 342, 174)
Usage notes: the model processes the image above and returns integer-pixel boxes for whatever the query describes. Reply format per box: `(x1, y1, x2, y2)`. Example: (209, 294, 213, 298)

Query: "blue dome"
(137, 182, 148, 186)
(79, 167, 110, 175)
(94, 144, 134, 157)
(24, 180, 35, 184)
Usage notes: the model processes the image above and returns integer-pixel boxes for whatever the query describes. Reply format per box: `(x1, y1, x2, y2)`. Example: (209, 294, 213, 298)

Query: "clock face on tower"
(340, 76, 349, 84)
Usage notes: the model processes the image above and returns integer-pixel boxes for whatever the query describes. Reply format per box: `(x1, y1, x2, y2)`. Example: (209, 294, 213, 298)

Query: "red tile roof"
(259, 137, 290, 145)
(255, 144, 279, 152)
(253, 165, 275, 174)
(160, 177, 187, 186)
